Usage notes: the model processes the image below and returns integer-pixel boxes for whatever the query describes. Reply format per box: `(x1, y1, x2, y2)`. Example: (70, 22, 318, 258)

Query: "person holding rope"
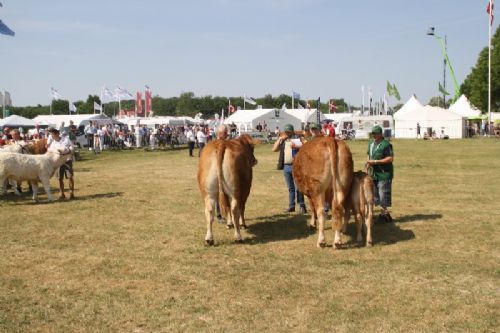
(366, 125, 394, 223)
(47, 127, 75, 200)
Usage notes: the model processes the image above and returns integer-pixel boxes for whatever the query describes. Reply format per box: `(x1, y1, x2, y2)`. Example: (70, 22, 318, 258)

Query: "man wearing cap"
(273, 124, 307, 214)
(47, 128, 75, 200)
(308, 123, 323, 139)
(367, 125, 394, 223)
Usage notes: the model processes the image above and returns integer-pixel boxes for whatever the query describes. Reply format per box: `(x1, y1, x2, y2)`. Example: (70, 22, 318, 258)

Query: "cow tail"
(329, 138, 342, 230)
(216, 141, 229, 218)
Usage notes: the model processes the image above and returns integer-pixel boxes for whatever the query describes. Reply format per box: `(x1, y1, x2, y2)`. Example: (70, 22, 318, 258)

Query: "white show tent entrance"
(224, 108, 301, 133)
(395, 105, 465, 138)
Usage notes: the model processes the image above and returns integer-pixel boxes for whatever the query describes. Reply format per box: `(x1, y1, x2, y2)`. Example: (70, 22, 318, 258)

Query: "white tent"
(394, 94, 423, 120)
(224, 108, 301, 133)
(285, 108, 325, 125)
(449, 95, 482, 118)
(0, 115, 36, 128)
(395, 105, 465, 138)
(32, 114, 118, 129)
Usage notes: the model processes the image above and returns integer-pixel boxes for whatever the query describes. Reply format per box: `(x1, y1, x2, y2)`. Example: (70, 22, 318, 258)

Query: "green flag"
(392, 83, 401, 101)
(386, 81, 394, 96)
(438, 82, 449, 96)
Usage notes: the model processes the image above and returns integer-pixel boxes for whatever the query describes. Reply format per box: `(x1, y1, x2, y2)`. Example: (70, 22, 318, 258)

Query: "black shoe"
(384, 212, 393, 223)
(285, 207, 295, 213)
(299, 206, 307, 214)
(375, 213, 391, 224)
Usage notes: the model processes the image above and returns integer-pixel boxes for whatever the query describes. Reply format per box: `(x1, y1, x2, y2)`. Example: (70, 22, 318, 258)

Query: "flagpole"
(2, 90, 5, 118)
(488, 1, 492, 134)
(243, 94, 246, 111)
(292, 93, 294, 111)
(100, 87, 104, 115)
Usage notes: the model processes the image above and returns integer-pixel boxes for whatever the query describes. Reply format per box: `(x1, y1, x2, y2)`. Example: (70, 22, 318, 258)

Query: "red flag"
(328, 100, 338, 112)
(136, 92, 143, 116)
(487, 0, 494, 26)
(145, 89, 152, 115)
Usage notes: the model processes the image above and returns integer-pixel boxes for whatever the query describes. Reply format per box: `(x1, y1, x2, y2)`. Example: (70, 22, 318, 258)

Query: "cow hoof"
(317, 242, 326, 248)
(226, 224, 234, 229)
(334, 242, 342, 250)
(240, 224, 247, 229)
(234, 239, 244, 244)
(205, 239, 214, 246)
(309, 225, 316, 230)
(366, 241, 373, 247)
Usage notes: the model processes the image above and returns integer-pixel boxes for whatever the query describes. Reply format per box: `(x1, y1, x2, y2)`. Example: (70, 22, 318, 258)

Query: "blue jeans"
(373, 179, 392, 208)
(283, 164, 305, 210)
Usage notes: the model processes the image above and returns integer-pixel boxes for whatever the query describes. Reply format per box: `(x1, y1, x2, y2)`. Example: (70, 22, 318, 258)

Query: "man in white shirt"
(196, 127, 207, 156)
(47, 128, 75, 200)
(185, 127, 196, 157)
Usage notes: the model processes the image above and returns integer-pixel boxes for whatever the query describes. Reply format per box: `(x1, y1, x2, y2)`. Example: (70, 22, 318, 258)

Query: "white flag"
(102, 86, 117, 103)
(70, 102, 77, 113)
(297, 101, 304, 109)
(243, 94, 257, 105)
(94, 101, 102, 112)
(115, 85, 133, 100)
(51, 87, 62, 100)
(4, 91, 12, 106)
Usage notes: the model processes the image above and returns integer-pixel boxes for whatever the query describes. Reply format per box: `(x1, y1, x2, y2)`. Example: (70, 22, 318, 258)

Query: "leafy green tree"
(428, 96, 448, 108)
(460, 25, 500, 112)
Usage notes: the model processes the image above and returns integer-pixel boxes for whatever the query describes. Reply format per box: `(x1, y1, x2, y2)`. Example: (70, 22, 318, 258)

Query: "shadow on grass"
(71, 192, 124, 201)
(395, 213, 442, 223)
(7, 191, 124, 205)
(371, 223, 415, 246)
(245, 213, 315, 244)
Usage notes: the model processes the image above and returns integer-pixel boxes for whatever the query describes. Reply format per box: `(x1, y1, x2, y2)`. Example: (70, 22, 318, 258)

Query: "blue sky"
(0, 0, 497, 108)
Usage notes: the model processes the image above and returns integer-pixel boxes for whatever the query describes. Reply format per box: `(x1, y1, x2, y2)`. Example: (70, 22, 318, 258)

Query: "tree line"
(8, 93, 349, 119)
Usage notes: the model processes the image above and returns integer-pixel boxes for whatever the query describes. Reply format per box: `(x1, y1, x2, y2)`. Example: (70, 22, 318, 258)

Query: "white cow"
(0, 149, 71, 202)
(0, 142, 32, 195)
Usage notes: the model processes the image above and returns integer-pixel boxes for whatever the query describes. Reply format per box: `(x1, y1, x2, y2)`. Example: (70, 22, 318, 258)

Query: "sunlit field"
(1, 138, 499, 332)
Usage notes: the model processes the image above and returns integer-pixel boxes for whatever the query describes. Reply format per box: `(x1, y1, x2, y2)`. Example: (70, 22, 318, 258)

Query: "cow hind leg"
(308, 197, 317, 229)
(313, 194, 326, 248)
(41, 178, 52, 202)
(204, 196, 215, 246)
(30, 181, 39, 203)
(9, 180, 21, 196)
(365, 203, 374, 247)
(231, 199, 243, 243)
(332, 198, 347, 249)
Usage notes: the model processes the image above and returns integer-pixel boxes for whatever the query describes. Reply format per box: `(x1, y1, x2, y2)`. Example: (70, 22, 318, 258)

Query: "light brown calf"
(344, 171, 374, 247)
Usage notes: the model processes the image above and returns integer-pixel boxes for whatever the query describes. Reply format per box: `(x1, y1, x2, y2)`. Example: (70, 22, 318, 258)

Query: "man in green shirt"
(367, 125, 394, 223)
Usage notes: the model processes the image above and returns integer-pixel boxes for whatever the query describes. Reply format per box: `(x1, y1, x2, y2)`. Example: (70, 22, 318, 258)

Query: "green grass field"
(1, 139, 499, 332)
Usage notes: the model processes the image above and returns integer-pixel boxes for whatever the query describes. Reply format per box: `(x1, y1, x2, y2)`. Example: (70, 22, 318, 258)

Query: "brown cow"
(343, 171, 374, 247)
(198, 134, 257, 245)
(293, 137, 353, 248)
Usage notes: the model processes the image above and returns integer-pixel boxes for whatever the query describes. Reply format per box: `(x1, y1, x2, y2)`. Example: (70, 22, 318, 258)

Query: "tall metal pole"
(443, 35, 447, 108)
(488, 11, 492, 133)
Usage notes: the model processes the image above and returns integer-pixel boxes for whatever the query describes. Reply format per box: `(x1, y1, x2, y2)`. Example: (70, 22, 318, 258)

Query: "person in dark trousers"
(366, 125, 394, 223)
(273, 124, 306, 214)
